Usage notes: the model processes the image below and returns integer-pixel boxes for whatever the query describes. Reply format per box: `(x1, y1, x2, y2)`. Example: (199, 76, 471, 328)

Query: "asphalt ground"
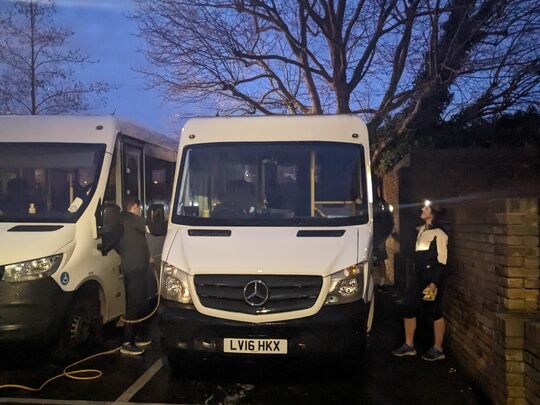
(0, 289, 487, 405)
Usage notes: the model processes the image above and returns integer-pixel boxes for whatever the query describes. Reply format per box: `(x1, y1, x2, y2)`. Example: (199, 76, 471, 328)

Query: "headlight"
(161, 262, 192, 304)
(1, 254, 63, 282)
(324, 263, 365, 305)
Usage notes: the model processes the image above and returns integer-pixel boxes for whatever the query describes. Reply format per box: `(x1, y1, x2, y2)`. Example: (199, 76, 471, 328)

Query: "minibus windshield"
(0, 143, 105, 223)
(173, 142, 368, 227)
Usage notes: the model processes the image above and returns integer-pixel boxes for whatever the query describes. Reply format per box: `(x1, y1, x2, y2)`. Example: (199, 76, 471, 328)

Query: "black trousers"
(402, 265, 446, 321)
(123, 268, 150, 344)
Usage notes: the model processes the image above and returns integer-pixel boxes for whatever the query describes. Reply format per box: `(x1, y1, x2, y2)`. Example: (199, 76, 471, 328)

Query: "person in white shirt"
(392, 200, 449, 361)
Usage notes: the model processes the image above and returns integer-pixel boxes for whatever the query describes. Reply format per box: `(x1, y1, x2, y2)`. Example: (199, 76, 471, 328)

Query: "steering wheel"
(211, 204, 246, 218)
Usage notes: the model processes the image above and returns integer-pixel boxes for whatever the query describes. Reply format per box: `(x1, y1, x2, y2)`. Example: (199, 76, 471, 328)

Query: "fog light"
(325, 295, 339, 304)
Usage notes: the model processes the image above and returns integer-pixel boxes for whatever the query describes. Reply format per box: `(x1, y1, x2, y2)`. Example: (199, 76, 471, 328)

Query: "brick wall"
(444, 198, 539, 403)
(383, 147, 540, 268)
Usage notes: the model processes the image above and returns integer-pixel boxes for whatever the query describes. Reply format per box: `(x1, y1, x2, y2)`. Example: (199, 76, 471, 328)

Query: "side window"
(145, 155, 174, 216)
(123, 144, 143, 202)
(314, 146, 365, 217)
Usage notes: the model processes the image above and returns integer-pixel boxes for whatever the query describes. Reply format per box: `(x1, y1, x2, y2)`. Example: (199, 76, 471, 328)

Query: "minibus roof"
(180, 114, 369, 146)
(0, 115, 177, 152)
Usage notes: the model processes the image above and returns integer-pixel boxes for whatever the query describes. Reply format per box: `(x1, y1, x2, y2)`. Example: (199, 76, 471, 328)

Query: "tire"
(60, 290, 103, 354)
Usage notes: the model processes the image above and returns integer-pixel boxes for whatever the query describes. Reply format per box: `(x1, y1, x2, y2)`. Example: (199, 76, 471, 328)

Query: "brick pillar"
(491, 198, 539, 404)
(495, 199, 540, 313)
(524, 322, 540, 405)
(494, 314, 540, 404)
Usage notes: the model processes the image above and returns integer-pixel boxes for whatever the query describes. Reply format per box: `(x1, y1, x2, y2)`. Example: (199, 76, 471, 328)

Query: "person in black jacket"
(392, 200, 448, 361)
(373, 199, 394, 287)
(117, 196, 152, 356)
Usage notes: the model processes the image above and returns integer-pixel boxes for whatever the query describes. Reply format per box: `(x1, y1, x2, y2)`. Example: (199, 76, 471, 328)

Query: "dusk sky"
(2, 0, 197, 138)
(54, 0, 185, 137)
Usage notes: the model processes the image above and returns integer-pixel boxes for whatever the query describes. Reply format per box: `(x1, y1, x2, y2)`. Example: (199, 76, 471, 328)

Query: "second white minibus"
(0, 116, 176, 347)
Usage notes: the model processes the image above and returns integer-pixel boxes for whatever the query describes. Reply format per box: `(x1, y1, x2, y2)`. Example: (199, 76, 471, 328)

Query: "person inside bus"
(1, 177, 32, 217)
(392, 200, 448, 361)
(116, 196, 152, 356)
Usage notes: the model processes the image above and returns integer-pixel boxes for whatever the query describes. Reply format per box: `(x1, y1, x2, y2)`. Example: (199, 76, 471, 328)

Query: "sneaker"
(392, 343, 417, 357)
(422, 346, 445, 361)
(135, 338, 152, 348)
(120, 343, 144, 356)
(122, 338, 152, 348)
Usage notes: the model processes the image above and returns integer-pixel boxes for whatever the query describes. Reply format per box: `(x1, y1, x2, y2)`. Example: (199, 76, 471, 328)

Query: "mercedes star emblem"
(243, 280, 269, 307)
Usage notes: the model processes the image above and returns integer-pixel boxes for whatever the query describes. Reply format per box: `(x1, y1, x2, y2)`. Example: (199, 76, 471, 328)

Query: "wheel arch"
(72, 279, 106, 323)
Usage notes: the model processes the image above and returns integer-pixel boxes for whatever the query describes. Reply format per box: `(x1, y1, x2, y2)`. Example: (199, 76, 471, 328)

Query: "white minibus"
(156, 114, 374, 364)
(0, 116, 176, 347)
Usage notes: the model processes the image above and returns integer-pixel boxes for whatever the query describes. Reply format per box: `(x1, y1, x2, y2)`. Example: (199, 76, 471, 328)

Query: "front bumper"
(0, 278, 72, 342)
(159, 300, 369, 358)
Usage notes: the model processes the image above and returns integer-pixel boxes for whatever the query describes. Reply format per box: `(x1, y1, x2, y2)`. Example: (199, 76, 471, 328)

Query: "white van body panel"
(162, 225, 372, 323)
(0, 115, 176, 151)
(0, 223, 76, 265)
(165, 226, 370, 276)
(181, 114, 369, 145)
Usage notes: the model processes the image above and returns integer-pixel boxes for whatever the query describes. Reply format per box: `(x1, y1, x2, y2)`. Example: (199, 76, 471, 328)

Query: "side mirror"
(147, 204, 167, 236)
(100, 202, 123, 256)
(373, 201, 394, 248)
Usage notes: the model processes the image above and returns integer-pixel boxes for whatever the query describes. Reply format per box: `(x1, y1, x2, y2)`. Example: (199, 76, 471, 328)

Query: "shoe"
(120, 343, 144, 356)
(392, 343, 417, 357)
(122, 338, 152, 348)
(422, 346, 445, 361)
(135, 338, 151, 348)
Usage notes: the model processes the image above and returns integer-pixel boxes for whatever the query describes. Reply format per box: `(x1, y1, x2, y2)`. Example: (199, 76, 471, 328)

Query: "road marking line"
(113, 356, 165, 403)
(0, 399, 111, 405)
(0, 398, 196, 405)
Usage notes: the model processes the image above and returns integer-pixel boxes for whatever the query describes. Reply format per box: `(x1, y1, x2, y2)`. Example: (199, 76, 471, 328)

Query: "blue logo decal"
(60, 272, 70, 285)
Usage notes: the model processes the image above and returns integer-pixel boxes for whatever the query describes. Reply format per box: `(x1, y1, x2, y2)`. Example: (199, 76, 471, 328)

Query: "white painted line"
(0, 399, 111, 405)
(113, 356, 165, 403)
(0, 398, 196, 405)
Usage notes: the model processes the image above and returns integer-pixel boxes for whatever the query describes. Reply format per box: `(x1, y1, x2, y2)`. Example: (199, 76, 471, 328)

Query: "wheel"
(61, 291, 102, 351)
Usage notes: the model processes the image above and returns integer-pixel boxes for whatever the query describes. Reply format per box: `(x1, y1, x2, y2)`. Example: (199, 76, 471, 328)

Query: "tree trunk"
(335, 82, 351, 113)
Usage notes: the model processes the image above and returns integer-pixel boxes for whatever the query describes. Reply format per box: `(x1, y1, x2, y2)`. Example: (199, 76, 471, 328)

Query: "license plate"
(223, 338, 288, 354)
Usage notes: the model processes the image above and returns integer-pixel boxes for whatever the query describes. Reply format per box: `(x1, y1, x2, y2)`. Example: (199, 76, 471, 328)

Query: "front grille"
(194, 275, 323, 315)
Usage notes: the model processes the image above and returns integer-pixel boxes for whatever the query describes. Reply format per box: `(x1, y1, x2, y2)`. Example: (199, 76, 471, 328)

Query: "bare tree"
(133, 0, 539, 164)
(370, 0, 540, 163)
(0, 0, 110, 115)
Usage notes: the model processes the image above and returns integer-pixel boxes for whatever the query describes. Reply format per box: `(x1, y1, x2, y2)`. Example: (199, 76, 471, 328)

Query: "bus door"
(122, 142, 144, 209)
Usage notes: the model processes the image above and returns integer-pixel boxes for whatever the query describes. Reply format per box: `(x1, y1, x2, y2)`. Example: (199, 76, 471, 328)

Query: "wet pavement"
(0, 289, 486, 405)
